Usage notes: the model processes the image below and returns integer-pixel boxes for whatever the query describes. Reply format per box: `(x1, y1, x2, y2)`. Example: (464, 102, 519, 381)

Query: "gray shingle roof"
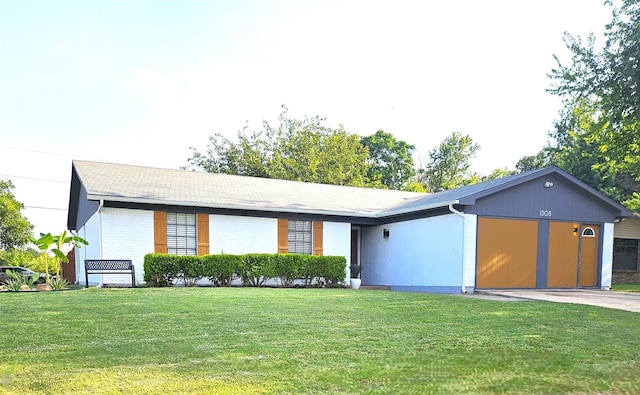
(72, 160, 428, 217)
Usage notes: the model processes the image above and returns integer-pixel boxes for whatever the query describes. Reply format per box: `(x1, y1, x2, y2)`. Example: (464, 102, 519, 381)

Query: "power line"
(0, 145, 77, 158)
(24, 205, 67, 211)
(0, 174, 68, 184)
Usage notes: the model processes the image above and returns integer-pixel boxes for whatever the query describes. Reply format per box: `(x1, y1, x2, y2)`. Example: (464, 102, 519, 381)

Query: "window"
(288, 220, 312, 254)
(167, 213, 197, 255)
(582, 227, 595, 237)
(613, 238, 639, 271)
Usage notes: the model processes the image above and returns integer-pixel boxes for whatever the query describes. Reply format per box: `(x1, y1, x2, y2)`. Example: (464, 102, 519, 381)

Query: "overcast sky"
(0, 0, 612, 235)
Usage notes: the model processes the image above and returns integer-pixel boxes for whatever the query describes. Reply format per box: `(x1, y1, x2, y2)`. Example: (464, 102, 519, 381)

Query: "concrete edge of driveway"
(474, 289, 640, 313)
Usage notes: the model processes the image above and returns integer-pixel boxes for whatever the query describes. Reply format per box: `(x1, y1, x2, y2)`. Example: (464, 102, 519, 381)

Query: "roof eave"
(379, 200, 461, 218)
(87, 193, 464, 220)
(87, 194, 383, 219)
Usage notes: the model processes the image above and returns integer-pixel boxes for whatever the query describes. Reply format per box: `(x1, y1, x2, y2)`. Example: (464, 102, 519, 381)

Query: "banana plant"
(30, 231, 88, 283)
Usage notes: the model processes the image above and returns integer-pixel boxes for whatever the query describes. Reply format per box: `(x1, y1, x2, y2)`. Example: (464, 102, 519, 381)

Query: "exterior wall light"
(544, 181, 554, 188)
(383, 228, 390, 239)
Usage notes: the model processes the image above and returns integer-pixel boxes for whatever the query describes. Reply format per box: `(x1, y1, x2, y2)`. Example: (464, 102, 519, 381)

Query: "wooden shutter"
(278, 218, 288, 253)
(153, 211, 168, 253)
(313, 221, 323, 256)
(197, 213, 209, 256)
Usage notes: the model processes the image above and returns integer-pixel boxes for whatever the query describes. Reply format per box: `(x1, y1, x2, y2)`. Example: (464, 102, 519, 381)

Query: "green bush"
(201, 254, 239, 286)
(237, 254, 276, 287)
(317, 256, 347, 287)
(144, 254, 178, 287)
(0, 248, 58, 275)
(143, 252, 347, 288)
(176, 255, 202, 286)
(274, 254, 304, 287)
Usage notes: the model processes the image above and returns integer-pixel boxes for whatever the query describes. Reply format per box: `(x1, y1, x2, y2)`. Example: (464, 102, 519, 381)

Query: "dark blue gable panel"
(465, 173, 619, 223)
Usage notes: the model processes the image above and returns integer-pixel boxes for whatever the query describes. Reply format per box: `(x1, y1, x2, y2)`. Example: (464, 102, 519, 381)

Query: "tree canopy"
(0, 179, 33, 251)
(545, 0, 639, 209)
(360, 130, 416, 190)
(187, 107, 370, 187)
(417, 132, 480, 192)
(188, 108, 514, 195)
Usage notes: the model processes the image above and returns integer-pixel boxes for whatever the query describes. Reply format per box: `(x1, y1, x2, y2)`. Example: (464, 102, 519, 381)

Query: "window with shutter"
(167, 213, 197, 255)
(288, 220, 312, 254)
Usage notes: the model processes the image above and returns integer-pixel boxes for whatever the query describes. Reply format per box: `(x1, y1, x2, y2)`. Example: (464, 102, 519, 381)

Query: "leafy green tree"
(482, 168, 518, 181)
(360, 130, 416, 190)
(0, 179, 33, 250)
(417, 132, 480, 192)
(516, 151, 554, 173)
(515, 100, 639, 209)
(547, 0, 640, 201)
(187, 106, 370, 186)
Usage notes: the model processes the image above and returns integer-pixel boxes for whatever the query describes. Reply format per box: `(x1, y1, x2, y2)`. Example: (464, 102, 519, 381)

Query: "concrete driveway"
(477, 289, 640, 313)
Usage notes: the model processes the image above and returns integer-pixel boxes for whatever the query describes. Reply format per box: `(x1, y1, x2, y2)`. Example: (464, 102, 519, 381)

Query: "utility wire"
(0, 174, 68, 184)
(24, 205, 67, 211)
(0, 145, 77, 158)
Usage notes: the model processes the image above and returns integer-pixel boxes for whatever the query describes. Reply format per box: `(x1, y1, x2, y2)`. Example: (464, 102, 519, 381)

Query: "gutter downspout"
(448, 204, 467, 294)
(98, 199, 104, 287)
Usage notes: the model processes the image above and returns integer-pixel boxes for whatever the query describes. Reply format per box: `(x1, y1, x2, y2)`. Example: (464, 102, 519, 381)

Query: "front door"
(547, 221, 579, 288)
(579, 224, 599, 287)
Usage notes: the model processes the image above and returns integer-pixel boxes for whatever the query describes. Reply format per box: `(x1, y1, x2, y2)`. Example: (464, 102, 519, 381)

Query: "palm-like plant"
(31, 231, 88, 283)
(350, 264, 362, 279)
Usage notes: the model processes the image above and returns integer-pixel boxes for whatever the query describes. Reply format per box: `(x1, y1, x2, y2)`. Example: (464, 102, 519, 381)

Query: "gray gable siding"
(68, 167, 100, 230)
(466, 173, 620, 223)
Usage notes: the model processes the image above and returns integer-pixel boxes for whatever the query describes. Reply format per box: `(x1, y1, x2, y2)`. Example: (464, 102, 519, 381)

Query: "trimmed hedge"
(144, 253, 347, 288)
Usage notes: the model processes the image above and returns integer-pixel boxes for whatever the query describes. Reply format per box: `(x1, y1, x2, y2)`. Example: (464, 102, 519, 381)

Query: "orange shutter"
(153, 211, 167, 253)
(313, 221, 323, 256)
(278, 218, 288, 253)
(197, 213, 209, 256)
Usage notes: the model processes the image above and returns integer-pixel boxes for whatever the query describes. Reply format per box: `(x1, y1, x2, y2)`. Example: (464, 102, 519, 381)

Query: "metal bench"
(84, 259, 136, 288)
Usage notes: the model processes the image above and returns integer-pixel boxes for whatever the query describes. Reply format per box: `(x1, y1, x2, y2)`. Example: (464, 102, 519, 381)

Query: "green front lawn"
(1, 288, 639, 394)
(613, 283, 640, 292)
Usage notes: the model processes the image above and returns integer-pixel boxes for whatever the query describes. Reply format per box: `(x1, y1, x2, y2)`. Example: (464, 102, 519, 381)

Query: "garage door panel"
(477, 217, 538, 288)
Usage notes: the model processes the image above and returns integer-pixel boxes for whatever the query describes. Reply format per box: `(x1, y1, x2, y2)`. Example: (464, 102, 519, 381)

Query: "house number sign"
(539, 209, 552, 217)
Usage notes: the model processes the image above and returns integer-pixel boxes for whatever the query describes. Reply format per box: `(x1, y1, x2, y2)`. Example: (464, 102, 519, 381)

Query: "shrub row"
(143, 253, 346, 288)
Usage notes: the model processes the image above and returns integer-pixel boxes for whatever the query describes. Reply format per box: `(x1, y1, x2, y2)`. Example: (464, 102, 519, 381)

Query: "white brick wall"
(209, 215, 277, 254)
(77, 210, 353, 286)
(83, 207, 154, 286)
(75, 212, 102, 285)
(323, 221, 351, 282)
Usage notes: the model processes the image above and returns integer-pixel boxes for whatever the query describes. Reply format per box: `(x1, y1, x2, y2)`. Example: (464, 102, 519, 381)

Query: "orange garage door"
(476, 217, 538, 288)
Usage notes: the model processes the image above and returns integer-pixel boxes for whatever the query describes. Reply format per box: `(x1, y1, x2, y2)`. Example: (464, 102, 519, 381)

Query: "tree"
(360, 130, 416, 190)
(516, 151, 554, 173)
(187, 106, 370, 186)
(515, 100, 639, 209)
(482, 168, 518, 181)
(0, 179, 33, 250)
(417, 132, 480, 192)
(547, 0, 640, 198)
